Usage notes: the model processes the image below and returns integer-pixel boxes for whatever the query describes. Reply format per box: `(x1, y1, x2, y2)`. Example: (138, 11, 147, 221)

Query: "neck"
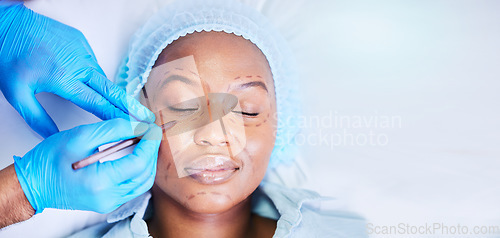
(147, 186, 254, 238)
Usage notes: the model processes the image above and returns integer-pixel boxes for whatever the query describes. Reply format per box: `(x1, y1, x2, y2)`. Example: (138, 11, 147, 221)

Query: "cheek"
(155, 141, 175, 185)
(240, 123, 276, 174)
(243, 109, 277, 151)
(155, 131, 194, 181)
(155, 141, 197, 207)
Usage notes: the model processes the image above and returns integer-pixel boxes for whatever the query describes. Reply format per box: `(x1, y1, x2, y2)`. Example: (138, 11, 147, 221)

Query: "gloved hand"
(13, 118, 162, 214)
(0, 3, 153, 138)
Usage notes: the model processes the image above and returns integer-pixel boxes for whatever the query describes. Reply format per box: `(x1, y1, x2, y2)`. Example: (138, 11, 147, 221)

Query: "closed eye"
(169, 107, 198, 112)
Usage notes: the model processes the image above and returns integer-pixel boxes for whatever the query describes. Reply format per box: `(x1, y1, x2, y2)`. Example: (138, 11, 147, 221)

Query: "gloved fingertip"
(131, 121, 149, 136)
(126, 95, 155, 123)
(115, 109, 133, 121)
(144, 111, 156, 123)
(24, 112, 59, 138)
(142, 124, 162, 141)
(14, 92, 59, 138)
(36, 124, 59, 139)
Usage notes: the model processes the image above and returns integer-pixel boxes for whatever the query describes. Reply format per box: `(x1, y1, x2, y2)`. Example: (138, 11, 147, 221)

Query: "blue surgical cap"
(116, 0, 301, 169)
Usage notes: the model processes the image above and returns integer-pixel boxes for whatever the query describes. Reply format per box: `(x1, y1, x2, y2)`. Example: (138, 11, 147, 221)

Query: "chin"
(176, 176, 256, 214)
(184, 195, 241, 214)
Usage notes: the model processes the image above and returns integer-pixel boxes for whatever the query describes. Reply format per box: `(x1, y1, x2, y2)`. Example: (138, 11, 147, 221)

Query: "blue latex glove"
(0, 3, 154, 138)
(13, 118, 162, 214)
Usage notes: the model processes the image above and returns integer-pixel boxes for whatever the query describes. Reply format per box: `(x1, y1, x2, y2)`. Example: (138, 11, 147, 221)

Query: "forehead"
(154, 31, 274, 90)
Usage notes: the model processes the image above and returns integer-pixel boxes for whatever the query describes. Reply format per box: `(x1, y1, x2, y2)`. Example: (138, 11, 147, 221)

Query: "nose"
(194, 120, 228, 146)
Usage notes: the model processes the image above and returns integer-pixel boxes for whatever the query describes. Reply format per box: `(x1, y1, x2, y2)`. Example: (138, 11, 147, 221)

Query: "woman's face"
(141, 31, 277, 214)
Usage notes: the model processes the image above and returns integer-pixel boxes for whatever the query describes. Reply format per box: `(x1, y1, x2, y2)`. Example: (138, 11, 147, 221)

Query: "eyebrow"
(156, 74, 198, 90)
(233, 81, 268, 92)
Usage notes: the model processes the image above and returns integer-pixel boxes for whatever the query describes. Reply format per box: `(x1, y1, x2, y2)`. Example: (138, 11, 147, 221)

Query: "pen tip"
(161, 120, 177, 130)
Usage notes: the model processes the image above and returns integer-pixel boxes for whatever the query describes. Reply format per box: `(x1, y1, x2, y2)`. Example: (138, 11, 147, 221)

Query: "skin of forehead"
(153, 31, 275, 92)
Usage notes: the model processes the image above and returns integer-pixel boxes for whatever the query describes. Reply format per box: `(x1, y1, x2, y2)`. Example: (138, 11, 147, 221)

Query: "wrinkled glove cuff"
(13, 155, 43, 214)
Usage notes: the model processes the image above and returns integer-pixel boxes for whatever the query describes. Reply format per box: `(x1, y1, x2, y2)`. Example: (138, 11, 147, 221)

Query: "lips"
(184, 155, 240, 185)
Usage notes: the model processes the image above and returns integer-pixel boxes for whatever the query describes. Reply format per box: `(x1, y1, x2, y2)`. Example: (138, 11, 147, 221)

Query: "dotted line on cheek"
(172, 67, 201, 79)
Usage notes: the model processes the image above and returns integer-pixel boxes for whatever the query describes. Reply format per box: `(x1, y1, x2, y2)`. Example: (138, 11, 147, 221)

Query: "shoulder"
(68, 192, 152, 238)
(67, 218, 133, 238)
